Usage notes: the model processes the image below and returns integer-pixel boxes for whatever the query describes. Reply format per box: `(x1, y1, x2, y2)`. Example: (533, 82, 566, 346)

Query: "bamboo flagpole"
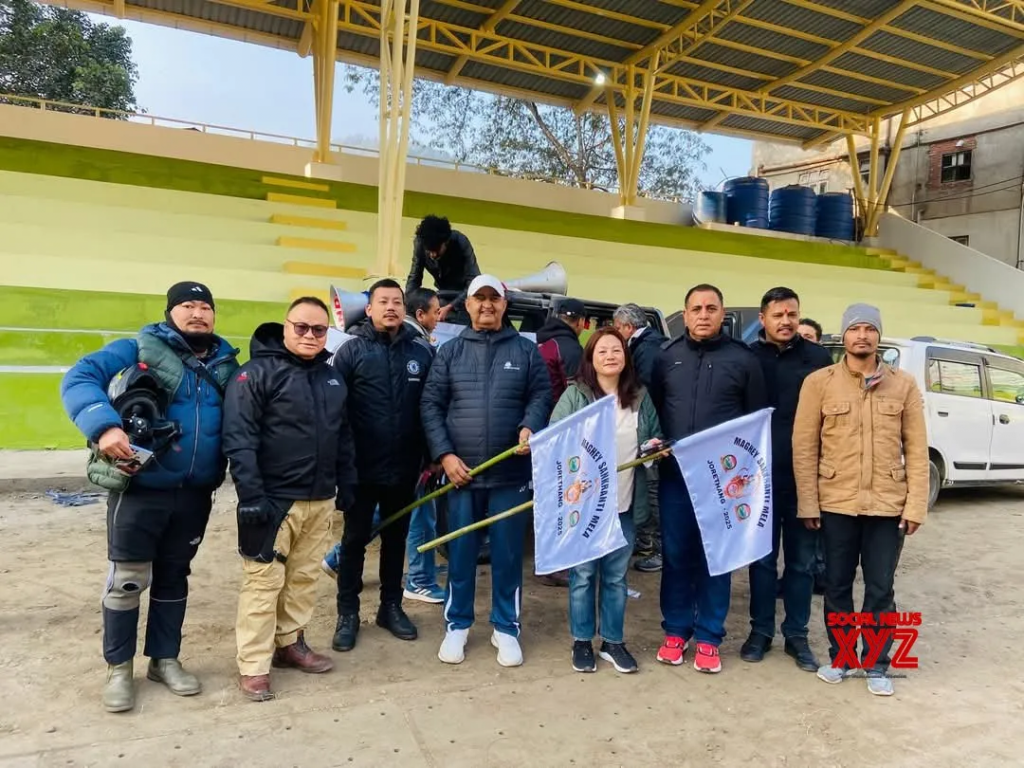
(416, 445, 674, 553)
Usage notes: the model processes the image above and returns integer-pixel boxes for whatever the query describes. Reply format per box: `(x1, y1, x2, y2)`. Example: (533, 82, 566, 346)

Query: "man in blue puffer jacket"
(61, 281, 239, 714)
(421, 274, 551, 668)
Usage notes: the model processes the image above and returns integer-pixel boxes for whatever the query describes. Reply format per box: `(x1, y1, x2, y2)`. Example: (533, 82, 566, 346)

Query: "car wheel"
(927, 459, 941, 510)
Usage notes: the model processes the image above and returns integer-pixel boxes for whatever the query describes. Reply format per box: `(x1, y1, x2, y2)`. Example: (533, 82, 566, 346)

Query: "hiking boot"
(491, 630, 523, 667)
(656, 635, 687, 666)
(571, 640, 596, 673)
(693, 642, 722, 673)
(438, 628, 469, 664)
(376, 601, 418, 641)
(784, 637, 819, 672)
(147, 657, 202, 696)
(740, 632, 772, 663)
(332, 613, 360, 652)
(273, 631, 333, 673)
(599, 642, 638, 674)
(633, 554, 662, 573)
(103, 660, 135, 713)
(239, 674, 275, 702)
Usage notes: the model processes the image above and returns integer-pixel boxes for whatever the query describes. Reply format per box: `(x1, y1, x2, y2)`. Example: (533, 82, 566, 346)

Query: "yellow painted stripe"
(262, 176, 331, 192)
(904, 266, 936, 276)
(290, 287, 332, 303)
(283, 260, 366, 279)
(277, 236, 357, 253)
(982, 309, 1004, 326)
(266, 192, 336, 209)
(270, 213, 348, 231)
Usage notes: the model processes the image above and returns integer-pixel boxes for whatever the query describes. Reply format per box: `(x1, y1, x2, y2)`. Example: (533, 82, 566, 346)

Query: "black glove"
(336, 485, 356, 513)
(237, 499, 290, 562)
(237, 500, 273, 526)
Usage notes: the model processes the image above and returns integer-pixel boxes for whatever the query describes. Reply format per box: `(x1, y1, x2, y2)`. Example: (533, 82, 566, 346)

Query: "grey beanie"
(841, 303, 882, 337)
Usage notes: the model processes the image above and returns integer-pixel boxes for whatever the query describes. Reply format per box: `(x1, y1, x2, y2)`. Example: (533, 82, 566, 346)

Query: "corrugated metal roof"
(104, 0, 1024, 144)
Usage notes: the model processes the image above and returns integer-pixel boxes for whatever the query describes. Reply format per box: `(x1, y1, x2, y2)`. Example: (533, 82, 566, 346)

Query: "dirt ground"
(1, 454, 1023, 767)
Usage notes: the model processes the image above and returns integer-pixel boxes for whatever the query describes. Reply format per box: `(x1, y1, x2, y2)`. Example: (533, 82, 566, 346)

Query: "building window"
(949, 235, 969, 246)
(941, 150, 972, 183)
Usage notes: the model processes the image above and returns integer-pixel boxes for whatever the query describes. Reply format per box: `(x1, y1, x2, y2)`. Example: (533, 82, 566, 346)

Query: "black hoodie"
(222, 322, 357, 505)
(536, 317, 583, 378)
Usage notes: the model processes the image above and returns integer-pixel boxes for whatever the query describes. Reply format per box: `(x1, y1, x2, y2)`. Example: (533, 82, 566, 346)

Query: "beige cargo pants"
(236, 498, 335, 676)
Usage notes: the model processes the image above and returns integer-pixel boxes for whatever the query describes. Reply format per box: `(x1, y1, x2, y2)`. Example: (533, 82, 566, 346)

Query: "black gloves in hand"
(336, 485, 356, 513)
(238, 500, 273, 526)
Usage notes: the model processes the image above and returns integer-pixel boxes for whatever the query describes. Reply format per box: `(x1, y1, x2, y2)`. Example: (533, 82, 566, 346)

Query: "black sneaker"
(740, 632, 772, 662)
(332, 613, 360, 652)
(376, 601, 418, 641)
(784, 637, 819, 672)
(599, 641, 638, 673)
(571, 640, 597, 673)
(634, 554, 662, 573)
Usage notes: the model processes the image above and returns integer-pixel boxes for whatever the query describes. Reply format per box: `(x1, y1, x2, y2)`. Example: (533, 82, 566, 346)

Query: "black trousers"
(821, 511, 901, 674)
(103, 486, 214, 664)
(336, 482, 416, 616)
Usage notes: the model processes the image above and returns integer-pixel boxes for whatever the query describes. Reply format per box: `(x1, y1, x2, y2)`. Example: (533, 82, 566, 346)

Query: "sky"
(101, 17, 752, 190)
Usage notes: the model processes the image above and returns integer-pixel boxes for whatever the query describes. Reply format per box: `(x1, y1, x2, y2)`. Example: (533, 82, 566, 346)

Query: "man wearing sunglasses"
(222, 297, 357, 702)
(330, 279, 435, 653)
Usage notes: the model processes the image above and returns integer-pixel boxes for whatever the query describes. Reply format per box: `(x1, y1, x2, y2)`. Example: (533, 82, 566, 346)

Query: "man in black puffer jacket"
(421, 274, 552, 668)
(649, 284, 767, 674)
(223, 297, 357, 702)
(330, 279, 435, 653)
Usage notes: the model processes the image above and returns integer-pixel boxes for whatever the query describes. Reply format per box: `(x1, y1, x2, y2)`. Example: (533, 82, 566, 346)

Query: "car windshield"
(823, 343, 901, 370)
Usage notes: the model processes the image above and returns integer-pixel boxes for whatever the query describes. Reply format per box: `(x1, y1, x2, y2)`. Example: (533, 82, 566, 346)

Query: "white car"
(823, 336, 1024, 509)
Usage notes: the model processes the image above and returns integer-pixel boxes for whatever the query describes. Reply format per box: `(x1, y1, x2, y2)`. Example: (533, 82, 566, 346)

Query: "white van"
(823, 336, 1024, 509)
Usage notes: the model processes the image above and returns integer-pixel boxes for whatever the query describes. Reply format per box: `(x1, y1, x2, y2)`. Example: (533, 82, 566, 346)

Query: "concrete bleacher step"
(261, 176, 330, 193)
(276, 236, 358, 254)
(270, 213, 348, 231)
(282, 261, 366, 279)
(289, 287, 332, 304)
(265, 192, 336, 209)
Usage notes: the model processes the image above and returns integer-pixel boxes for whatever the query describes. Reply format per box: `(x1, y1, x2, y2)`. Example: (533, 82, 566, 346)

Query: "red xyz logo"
(828, 612, 921, 670)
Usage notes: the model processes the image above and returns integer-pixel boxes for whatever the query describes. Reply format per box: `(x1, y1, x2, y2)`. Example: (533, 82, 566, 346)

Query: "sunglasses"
(287, 320, 329, 339)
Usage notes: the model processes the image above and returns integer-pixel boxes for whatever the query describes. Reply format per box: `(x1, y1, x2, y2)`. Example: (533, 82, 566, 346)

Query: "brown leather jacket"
(792, 357, 929, 525)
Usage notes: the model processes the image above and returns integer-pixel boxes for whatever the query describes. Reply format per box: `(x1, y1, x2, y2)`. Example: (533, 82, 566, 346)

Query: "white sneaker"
(491, 630, 523, 667)
(438, 629, 469, 664)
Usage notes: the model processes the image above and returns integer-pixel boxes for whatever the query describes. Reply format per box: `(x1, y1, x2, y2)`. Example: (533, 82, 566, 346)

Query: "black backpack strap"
(180, 354, 226, 399)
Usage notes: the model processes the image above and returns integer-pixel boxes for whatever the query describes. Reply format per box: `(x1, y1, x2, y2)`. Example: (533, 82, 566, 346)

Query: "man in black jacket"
(223, 297, 357, 702)
(331, 279, 435, 652)
(650, 284, 767, 674)
(421, 274, 552, 668)
(405, 215, 481, 323)
(742, 287, 833, 672)
(536, 297, 586, 379)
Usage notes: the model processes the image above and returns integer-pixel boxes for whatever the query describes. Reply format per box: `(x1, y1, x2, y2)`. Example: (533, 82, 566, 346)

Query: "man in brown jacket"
(792, 304, 927, 697)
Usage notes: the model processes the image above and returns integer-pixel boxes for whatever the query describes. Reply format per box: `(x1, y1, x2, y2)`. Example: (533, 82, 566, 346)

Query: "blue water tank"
(694, 190, 727, 225)
(723, 176, 769, 229)
(815, 191, 855, 240)
(769, 184, 817, 236)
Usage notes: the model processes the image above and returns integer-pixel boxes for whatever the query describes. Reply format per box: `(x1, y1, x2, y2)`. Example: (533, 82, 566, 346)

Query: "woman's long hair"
(575, 326, 641, 410)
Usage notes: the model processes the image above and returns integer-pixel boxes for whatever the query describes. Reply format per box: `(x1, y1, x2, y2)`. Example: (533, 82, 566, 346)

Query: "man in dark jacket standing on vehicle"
(536, 297, 586, 379)
(650, 284, 767, 674)
(421, 274, 552, 668)
(223, 297, 357, 702)
(61, 281, 239, 713)
(405, 214, 481, 323)
(331, 279, 435, 652)
(741, 287, 833, 673)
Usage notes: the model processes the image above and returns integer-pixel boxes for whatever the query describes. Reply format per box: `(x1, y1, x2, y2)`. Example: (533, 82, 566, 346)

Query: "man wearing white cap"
(421, 274, 552, 667)
(792, 303, 928, 697)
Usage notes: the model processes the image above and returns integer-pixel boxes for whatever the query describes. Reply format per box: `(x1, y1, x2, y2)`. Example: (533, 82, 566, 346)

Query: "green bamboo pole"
(416, 446, 673, 553)
(370, 444, 521, 538)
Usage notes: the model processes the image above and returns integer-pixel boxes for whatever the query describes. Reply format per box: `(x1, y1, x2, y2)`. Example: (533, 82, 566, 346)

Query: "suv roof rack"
(909, 336, 1000, 354)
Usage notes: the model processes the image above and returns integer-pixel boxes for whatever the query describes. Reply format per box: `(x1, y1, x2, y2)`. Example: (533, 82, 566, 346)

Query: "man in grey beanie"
(791, 303, 928, 697)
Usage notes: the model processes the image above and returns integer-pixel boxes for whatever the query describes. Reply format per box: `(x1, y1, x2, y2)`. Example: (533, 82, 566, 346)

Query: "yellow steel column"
(845, 132, 867, 224)
(865, 110, 910, 236)
(627, 55, 658, 207)
(312, 0, 339, 163)
(605, 91, 627, 206)
(867, 116, 881, 215)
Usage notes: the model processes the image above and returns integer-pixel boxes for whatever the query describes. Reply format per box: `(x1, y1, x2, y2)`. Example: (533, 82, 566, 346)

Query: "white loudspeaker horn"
(329, 285, 369, 331)
(503, 261, 568, 295)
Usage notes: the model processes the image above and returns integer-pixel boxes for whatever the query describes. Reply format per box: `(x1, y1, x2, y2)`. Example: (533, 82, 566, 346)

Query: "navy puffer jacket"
(421, 326, 552, 488)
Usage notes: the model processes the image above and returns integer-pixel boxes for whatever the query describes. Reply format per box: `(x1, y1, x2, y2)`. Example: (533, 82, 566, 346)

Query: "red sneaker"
(693, 642, 722, 673)
(656, 636, 688, 665)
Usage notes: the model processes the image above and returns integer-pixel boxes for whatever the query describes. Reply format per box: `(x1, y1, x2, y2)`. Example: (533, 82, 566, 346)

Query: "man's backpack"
(537, 338, 568, 410)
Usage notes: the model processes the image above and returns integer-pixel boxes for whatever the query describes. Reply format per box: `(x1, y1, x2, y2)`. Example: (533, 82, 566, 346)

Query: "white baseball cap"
(467, 274, 506, 298)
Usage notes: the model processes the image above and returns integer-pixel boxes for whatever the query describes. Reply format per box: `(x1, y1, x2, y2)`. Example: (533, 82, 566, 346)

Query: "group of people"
(61, 214, 927, 714)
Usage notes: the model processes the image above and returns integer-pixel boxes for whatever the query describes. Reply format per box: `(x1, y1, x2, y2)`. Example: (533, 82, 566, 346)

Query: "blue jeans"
(569, 513, 636, 644)
(405, 478, 441, 590)
(748, 493, 819, 640)
(659, 466, 731, 645)
(443, 485, 530, 637)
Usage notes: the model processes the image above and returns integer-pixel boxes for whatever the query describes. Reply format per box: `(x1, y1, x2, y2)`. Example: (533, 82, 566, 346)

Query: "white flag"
(529, 394, 624, 575)
(669, 408, 774, 577)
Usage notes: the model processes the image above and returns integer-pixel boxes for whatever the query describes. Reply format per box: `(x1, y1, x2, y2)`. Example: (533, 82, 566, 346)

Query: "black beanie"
(166, 281, 215, 311)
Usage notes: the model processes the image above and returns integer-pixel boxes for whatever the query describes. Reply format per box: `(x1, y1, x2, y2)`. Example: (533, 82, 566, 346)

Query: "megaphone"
(503, 261, 568, 296)
(329, 285, 370, 331)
